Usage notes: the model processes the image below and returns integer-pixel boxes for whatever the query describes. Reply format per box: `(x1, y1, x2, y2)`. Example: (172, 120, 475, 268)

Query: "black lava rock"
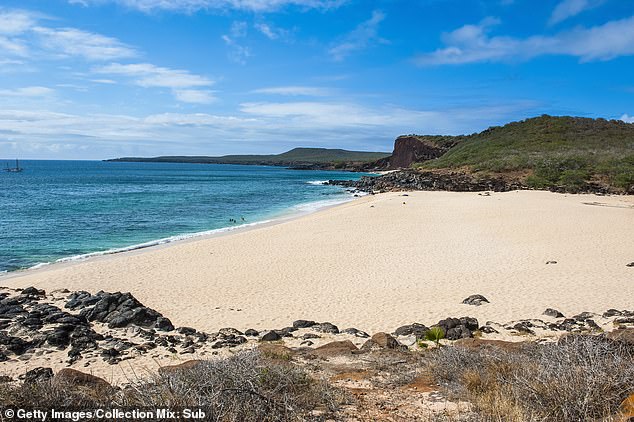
(462, 295, 489, 306)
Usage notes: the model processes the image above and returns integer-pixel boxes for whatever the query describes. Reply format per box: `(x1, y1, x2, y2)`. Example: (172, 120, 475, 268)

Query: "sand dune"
(2, 190, 633, 333)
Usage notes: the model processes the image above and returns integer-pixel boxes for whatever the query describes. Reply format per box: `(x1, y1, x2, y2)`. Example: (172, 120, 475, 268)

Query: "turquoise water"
(0, 160, 365, 273)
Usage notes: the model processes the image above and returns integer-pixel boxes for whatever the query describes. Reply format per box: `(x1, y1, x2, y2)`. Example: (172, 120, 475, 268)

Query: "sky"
(0, 0, 633, 159)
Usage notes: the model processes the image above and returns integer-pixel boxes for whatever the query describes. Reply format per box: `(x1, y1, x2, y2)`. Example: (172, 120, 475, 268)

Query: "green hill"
(413, 115, 634, 192)
(107, 147, 390, 169)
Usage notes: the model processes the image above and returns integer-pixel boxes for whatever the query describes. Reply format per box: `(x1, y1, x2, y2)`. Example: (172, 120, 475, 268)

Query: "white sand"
(2, 190, 633, 334)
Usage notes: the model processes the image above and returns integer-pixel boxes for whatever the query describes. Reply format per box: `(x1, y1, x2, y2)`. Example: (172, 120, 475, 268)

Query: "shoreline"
(2, 189, 632, 335)
(1, 189, 365, 281)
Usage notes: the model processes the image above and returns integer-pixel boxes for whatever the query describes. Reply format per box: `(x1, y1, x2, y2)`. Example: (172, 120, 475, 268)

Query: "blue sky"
(0, 0, 633, 159)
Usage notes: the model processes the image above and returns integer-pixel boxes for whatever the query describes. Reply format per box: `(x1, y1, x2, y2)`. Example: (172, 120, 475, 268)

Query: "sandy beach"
(2, 190, 633, 334)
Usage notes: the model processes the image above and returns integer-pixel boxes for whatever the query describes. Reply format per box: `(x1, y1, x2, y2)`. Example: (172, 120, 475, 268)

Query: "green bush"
(425, 327, 445, 345)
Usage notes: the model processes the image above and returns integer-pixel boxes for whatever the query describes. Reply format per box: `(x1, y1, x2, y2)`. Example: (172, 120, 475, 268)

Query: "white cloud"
(33, 27, 136, 61)
(221, 35, 251, 65)
(0, 86, 54, 97)
(173, 89, 216, 104)
(91, 78, 117, 84)
(254, 22, 289, 40)
(621, 114, 634, 123)
(416, 15, 634, 65)
(0, 36, 28, 57)
(0, 9, 135, 62)
(329, 10, 387, 61)
(550, 0, 605, 25)
(94, 62, 215, 103)
(253, 86, 331, 96)
(95, 62, 213, 88)
(0, 100, 538, 158)
(69, 0, 347, 13)
(0, 10, 38, 34)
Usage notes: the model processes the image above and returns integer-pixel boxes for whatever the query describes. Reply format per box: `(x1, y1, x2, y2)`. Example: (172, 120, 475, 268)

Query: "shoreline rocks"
(1, 286, 633, 386)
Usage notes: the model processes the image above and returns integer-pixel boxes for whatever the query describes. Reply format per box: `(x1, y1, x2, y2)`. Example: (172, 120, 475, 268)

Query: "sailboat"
(4, 159, 23, 172)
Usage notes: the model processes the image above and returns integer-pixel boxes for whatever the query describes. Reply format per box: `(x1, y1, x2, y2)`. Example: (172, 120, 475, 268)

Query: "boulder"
(211, 335, 247, 349)
(260, 330, 282, 342)
(274, 327, 296, 338)
(341, 328, 370, 338)
(219, 327, 243, 336)
(244, 329, 259, 337)
(462, 294, 489, 306)
(21, 287, 45, 297)
(543, 308, 565, 318)
(312, 322, 339, 334)
(572, 311, 597, 321)
(361, 332, 405, 351)
(394, 323, 429, 339)
(292, 320, 316, 329)
(77, 291, 165, 329)
(313, 340, 358, 357)
(23, 367, 53, 384)
(436, 317, 478, 340)
(603, 309, 623, 318)
(177, 326, 197, 336)
(155, 317, 174, 331)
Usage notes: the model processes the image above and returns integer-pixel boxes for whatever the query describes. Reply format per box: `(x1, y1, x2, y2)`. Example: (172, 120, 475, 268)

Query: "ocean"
(0, 160, 366, 273)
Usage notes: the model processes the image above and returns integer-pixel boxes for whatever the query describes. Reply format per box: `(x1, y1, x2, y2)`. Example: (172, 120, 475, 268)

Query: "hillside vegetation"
(108, 147, 390, 169)
(414, 115, 634, 192)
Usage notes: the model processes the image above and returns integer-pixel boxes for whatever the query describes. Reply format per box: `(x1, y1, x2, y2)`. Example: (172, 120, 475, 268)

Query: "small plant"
(417, 339, 428, 349)
(425, 326, 445, 346)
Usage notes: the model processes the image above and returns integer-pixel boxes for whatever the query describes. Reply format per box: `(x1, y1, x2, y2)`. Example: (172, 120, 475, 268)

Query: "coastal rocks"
(155, 317, 174, 332)
(23, 367, 53, 384)
(361, 333, 405, 351)
(70, 291, 173, 330)
(435, 317, 479, 340)
(604, 309, 624, 318)
(341, 328, 370, 338)
(462, 295, 489, 306)
(328, 170, 526, 193)
(313, 340, 359, 357)
(21, 287, 45, 297)
(260, 331, 282, 342)
(543, 308, 565, 318)
(394, 323, 429, 339)
(313, 322, 339, 334)
(508, 322, 535, 335)
(293, 320, 316, 329)
(244, 329, 259, 337)
(211, 335, 247, 349)
(626, 262, 634, 267)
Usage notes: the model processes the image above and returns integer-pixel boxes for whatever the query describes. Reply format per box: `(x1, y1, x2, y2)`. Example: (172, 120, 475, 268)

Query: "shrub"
(425, 327, 445, 346)
(0, 350, 345, 421)
(426, 335, 634, 421)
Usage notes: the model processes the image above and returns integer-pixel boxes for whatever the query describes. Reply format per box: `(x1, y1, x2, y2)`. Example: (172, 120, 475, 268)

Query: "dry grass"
(0, 350, 345, 421)
(426, 335, 634, 421)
